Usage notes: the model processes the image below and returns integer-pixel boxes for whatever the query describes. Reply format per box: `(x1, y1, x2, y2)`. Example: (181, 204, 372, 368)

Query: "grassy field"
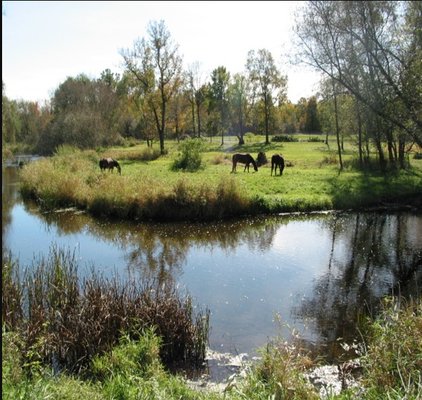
(19, 135, 422, 221)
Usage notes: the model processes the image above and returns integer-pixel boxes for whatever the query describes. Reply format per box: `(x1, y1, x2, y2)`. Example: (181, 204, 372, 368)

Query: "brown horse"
(232, 153, 258, 173)
(99, 158, 121, 174)
(271, 154, 285, 176)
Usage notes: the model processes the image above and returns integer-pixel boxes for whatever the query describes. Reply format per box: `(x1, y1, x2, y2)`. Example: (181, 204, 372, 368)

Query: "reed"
(2, 247, 210, 374)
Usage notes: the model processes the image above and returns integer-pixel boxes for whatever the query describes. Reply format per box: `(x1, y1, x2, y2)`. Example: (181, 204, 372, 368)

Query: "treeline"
(1, 72, 321, 156)
(2, 1, 421, 172)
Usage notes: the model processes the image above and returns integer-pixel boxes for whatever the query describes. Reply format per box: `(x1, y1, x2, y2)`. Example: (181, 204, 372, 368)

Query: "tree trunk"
(264, 98, 270, 145)
(196, 104, 201, 138)
(332, 78, 343, 170)
(191, 101, 196, 137)
(356, 101, 363, 169)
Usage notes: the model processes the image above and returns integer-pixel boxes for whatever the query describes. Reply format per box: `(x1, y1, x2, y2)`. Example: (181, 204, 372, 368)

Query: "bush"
(256, 151, 268, 166)
(171, 139, 204, 172)
(272, 135, 299, 143)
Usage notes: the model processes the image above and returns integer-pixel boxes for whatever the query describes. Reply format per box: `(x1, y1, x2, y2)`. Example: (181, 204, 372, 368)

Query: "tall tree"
(186, 62, 207, 137)
(294, 1, 422, 150)
(41, 74, 120, 153)
(304, 96, 321, 133)
(228, 73, 254, 145)
(246, 49, 287, 144)
(121, 20, 183, 154)
(208, 66, 230, 145)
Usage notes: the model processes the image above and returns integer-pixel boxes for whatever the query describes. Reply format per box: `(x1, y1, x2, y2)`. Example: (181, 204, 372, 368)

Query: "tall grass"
(361, 297, 422, 399)
(20, 151, 252, 221)
(2, 247, 210, 374)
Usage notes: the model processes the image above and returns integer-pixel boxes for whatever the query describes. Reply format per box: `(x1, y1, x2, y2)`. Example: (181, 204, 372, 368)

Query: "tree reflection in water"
(293, 212, 422, 362)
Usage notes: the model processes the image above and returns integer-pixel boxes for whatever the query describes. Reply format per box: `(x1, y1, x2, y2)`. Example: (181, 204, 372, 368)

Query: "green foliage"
(91, 328, 162, 381)
(171, 138, 205, 171)
(361, 298, 422, 398)
(272, 134, 299, 142)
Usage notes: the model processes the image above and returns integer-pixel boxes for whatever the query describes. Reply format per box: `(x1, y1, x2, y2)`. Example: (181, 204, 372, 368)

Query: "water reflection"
(3, 166, 421, 359)
(295, 212, 422, 360)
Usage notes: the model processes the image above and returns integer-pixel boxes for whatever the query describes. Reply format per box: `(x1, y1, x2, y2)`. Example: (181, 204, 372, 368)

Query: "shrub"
(256, 151, 268, 166)
(171, 139, 204, 172)
(272, 135, 299, 143)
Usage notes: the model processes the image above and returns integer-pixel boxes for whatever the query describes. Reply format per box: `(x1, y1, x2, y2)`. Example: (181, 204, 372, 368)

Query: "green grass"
(19, 137, 422, 221)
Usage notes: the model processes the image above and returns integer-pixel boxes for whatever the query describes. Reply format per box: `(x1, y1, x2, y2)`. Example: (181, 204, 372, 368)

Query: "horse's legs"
(271, 162, 274, 176)
(232, 161, 236, 173)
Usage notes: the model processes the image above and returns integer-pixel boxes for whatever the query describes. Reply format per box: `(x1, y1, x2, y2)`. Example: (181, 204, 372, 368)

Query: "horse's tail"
(232, 154, 237, 172)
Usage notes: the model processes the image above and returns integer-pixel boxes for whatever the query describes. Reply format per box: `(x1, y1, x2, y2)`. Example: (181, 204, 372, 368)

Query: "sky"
(2, 1, 322, 104)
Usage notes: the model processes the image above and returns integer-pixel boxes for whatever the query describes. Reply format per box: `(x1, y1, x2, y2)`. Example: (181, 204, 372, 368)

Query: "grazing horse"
(271, 154, 285, 176)
(99, 158, 121, 174)
(232, 153, 258, 173)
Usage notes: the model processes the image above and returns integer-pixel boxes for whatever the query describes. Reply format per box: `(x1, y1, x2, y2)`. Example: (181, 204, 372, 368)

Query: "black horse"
(271, 154, 285, 176)
(99, 158, 121, 174)
(232, 153, 258, 173)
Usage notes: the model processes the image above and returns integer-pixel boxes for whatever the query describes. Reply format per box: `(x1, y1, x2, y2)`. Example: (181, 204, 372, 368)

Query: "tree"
(208, 66, 230, 145)
(185, 62, 207, 138)
(294, 0, 422, 155)
(228, 73, 254, 145)
(304, 96, 321, 133)
(2, 87, 20, 146)
(246, 49, 287, 144)
(121, 20, 183, 154)
(40, 74, 121, 153)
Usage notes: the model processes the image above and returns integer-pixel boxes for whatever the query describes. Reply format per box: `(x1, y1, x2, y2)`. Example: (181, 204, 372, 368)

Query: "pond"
(3, 165, 422, 366)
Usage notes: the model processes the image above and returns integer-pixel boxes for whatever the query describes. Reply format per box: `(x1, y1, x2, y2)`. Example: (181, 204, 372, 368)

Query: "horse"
(271, 154, 285, 176)
(99, 158, 121, 174)
(232, 153, 258, 173)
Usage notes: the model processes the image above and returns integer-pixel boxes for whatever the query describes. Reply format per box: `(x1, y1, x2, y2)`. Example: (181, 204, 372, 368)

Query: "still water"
(3, 166, 422, 360)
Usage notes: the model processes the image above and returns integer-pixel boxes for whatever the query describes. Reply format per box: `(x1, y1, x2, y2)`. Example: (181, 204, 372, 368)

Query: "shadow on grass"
(327, 168, 422, 210)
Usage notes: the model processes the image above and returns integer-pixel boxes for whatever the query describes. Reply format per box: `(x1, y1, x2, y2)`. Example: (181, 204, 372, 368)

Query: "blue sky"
(2, 1, 321, 104)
